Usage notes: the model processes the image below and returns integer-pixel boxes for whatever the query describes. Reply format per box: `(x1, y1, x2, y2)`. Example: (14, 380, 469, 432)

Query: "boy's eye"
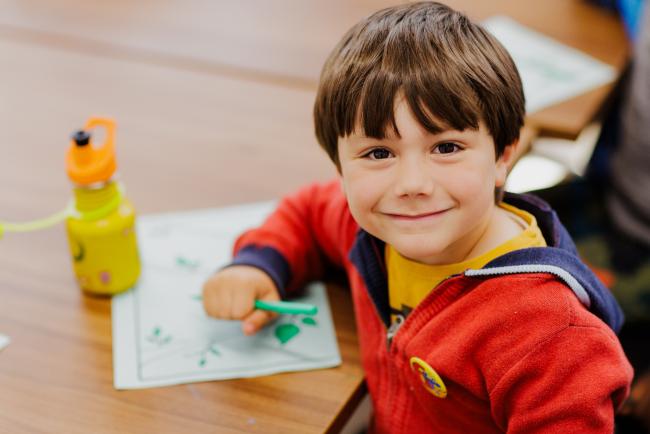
(364, 148, 393, 160)
(433, 142, 461, 154)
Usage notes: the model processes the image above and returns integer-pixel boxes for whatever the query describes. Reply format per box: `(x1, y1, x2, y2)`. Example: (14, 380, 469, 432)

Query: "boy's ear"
(495, 140, 519, 188)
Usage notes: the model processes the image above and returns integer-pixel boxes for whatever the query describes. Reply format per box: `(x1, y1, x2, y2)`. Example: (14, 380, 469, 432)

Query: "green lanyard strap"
(0, 187, 124, 239)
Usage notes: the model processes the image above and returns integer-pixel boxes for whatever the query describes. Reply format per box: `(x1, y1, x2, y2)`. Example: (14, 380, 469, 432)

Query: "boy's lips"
(383, 208, 451, 221)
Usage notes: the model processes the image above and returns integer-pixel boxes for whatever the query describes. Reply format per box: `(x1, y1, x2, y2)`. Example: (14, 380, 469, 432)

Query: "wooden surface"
(0, 0, 628, 137)
(0, 1, 627, 433)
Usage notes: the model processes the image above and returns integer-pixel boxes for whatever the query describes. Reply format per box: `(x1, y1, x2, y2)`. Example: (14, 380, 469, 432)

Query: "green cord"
(0, 186, 124, 239)
(0, 205, 73, 239)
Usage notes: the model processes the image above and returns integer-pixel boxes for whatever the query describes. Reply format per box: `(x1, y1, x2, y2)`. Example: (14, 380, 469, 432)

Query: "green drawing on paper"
(146, 326, 172, 347)
(196, 342, 222, 368)
(111, 201, 342, 389)
(275, 323, 300, 344)
(176, 256, 200, 270)
(521, 57, 574, 82)
(301, 317, 317, 326)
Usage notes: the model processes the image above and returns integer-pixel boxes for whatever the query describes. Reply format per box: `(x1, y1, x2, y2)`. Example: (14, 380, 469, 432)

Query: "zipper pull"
(386, 314, 405, 348)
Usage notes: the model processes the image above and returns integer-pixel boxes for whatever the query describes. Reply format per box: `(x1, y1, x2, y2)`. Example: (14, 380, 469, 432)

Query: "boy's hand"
(202, 265, 281, 335)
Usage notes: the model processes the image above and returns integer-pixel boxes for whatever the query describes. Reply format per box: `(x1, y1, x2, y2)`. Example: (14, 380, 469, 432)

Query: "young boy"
(202, 2, 633, 432)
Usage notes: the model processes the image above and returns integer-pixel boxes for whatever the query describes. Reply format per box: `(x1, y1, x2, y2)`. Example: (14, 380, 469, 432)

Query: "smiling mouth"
(384, 209, 450, 221)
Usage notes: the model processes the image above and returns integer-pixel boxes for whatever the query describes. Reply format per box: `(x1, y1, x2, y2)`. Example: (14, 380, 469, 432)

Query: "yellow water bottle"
(65, 117, 140, 295)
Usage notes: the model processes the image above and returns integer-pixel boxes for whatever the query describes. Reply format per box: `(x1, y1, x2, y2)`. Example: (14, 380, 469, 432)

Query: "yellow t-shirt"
(387, 203, 547, 320)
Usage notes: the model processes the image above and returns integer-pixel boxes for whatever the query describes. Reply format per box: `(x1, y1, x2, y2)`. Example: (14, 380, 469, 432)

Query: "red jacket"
(231, 180, 632, 434)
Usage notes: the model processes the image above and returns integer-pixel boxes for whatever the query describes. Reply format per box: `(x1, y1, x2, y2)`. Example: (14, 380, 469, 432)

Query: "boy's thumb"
(242, 309, 276, 335)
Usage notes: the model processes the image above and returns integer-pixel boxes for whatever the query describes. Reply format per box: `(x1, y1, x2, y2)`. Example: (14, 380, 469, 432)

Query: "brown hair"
(313, 1, 525, 167)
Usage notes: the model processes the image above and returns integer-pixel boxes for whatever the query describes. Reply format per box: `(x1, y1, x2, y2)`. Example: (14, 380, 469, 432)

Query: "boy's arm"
(490, 325, 633, 434)
(230, 179, 357, 297)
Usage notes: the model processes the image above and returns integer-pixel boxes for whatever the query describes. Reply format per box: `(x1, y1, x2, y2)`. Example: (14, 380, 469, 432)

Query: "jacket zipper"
(384, 274, 461, 350)
(386, 314, 405, 349)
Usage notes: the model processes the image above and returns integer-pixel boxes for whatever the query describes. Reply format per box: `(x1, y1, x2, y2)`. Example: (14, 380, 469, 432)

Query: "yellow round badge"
(409, 357, 447, 398)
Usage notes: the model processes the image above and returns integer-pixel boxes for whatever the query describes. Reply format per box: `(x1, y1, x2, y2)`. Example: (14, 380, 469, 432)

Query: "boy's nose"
(394, 158, 435, 197)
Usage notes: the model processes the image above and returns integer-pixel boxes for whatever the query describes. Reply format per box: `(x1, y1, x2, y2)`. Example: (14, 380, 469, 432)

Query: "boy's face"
(338, 97, 513, 265)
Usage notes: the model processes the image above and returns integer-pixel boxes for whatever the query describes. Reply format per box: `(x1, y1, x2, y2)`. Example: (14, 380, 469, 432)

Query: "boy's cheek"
(445, 166, 496, 195)
(340, 168, 377, 198)
(343, 179, 382, 212)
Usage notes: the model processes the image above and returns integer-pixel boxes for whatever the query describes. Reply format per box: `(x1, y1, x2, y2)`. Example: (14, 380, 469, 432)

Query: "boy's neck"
(462, 205, 523, 262)
(411, 203, 521, 266)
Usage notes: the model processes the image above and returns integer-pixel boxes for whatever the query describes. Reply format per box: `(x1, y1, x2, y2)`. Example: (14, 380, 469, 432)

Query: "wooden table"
(0, 0, 628, 138)
(0, 1, 627, 433)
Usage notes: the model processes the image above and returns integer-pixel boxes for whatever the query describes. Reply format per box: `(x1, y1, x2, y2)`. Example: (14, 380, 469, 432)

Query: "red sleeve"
(490, 325, 633, 434)
(230, 179, 358, 296)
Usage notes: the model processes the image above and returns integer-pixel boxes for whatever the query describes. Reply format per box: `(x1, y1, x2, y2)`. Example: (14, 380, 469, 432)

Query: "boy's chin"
(392, 244, 450, 265)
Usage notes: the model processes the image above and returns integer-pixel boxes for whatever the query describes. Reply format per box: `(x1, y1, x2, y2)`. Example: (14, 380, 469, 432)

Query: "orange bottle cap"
(65, 118, 117, 185)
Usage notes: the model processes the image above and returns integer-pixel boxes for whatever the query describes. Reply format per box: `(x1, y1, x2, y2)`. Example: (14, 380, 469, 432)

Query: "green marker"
(254, 300, 318, 316)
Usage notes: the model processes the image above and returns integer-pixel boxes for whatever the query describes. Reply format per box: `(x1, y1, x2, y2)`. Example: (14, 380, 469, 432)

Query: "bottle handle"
(84, 117, 116, 152)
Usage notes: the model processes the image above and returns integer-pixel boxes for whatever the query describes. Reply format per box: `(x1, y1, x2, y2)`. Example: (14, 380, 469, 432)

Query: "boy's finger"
(230, 289, 255, 319)
(242, 309, 277, 335)
(202, 284, 219, 318)
(207, 284, 230, 319)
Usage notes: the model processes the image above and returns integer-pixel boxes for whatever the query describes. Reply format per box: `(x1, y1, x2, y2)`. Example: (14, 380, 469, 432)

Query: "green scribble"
(176, 256, 200, 269)
(301, 317, 317, 326)
(275, 323, 300, 344)
(191, 294, 203, 301)
(195, 342, 222, 368)
(521, 57, 574, 82)
(146, 326, 172, 347)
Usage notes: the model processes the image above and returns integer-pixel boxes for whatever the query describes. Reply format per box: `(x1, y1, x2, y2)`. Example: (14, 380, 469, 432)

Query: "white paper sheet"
(112, 202, 341, 389)
(0, 334, 9, 351)
(483, 16, 616, 114)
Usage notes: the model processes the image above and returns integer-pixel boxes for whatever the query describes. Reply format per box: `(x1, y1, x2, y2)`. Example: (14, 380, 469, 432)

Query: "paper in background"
(484, 16, 616, 114)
